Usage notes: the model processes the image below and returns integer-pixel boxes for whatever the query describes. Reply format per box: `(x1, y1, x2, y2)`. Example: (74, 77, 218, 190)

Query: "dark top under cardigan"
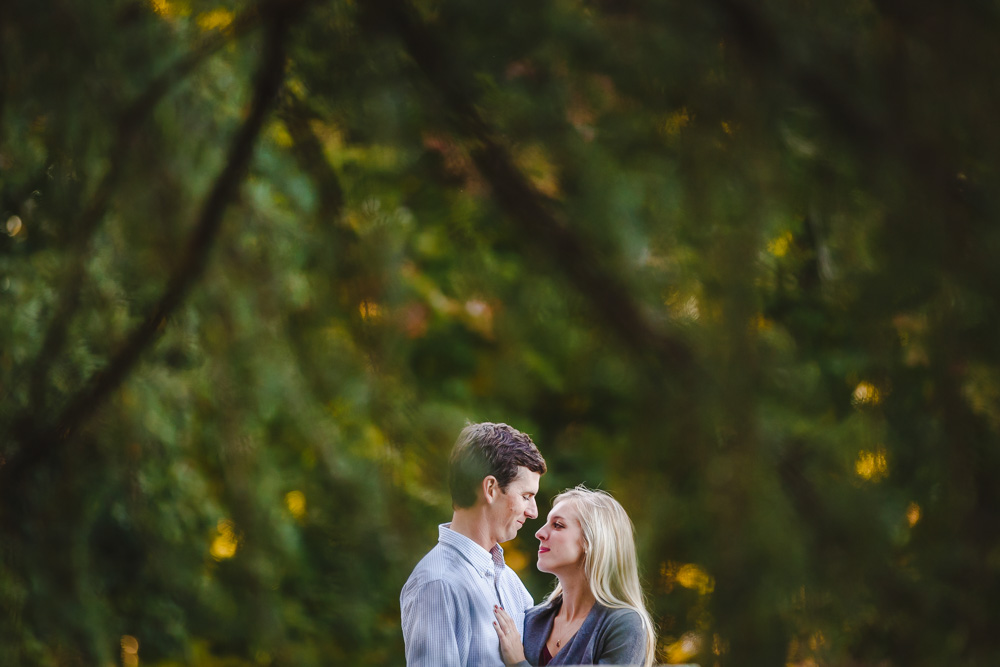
(514, 596, 647, 666)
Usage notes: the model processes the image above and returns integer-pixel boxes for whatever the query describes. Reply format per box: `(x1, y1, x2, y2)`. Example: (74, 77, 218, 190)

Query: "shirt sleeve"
(401, 579, 466, 667)
(596, 609, 647, 666)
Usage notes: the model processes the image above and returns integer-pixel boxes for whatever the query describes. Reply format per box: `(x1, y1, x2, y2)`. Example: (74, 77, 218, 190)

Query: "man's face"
(490, 466, 540, 545)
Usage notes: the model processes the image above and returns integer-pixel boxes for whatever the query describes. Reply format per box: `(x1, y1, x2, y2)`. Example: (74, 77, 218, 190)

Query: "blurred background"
(3, 0, 1000, 665)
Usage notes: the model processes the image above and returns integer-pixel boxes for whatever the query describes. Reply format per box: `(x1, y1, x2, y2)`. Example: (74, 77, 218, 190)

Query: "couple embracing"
(401, 422, 656, 667)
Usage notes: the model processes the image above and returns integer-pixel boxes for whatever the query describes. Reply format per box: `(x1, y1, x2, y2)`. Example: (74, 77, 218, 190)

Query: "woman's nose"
(535, 526, 546, 540)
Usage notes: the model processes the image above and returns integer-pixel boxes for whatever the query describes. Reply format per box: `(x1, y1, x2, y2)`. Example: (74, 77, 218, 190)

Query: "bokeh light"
(210, 520, 239, 560)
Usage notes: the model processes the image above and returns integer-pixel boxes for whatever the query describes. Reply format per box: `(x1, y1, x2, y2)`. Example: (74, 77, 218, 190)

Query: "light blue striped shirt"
(401, 523, 534, 667)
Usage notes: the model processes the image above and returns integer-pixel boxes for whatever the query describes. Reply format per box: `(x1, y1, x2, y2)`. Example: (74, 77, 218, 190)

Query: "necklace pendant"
(556, 640, 561, 647)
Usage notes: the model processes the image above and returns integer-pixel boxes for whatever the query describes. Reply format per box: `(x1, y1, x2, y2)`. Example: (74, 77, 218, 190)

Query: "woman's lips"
(538, 547, 550, 553)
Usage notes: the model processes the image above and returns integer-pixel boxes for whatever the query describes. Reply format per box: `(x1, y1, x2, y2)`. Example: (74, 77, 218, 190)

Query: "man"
(401, 422, 547, 667)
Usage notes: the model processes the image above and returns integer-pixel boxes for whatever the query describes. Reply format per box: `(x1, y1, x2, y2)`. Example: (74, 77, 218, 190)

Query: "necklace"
(552, 611, 587, 649)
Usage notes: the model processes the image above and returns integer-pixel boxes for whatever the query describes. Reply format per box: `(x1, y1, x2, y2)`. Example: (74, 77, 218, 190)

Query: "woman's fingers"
(493, 605, 515, 632)
(492, 605, 526, 666)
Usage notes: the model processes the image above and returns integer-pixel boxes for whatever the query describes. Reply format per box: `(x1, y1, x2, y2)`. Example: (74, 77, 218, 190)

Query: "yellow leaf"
(149, 0, 190, 19)
(285, 490, 307, 520)
(855, 449, 888, 481)
(197, 8, 234, 32)
(210, 519, 239, 560)
(767, 231, 794, 258)
(663, 108, 691, 137)
(852, 381, 881, 406)
(663, 632, 701, 664)
(675, 563, 715, 595)
(359, 300, 382, 321)
(514, 145, 560, 198)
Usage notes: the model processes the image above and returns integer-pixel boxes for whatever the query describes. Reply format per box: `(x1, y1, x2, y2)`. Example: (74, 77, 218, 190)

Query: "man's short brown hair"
(448, 422, 546, 508)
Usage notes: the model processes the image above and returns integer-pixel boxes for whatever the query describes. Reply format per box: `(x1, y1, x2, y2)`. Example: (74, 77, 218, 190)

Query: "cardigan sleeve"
(595, 608, 646, 665)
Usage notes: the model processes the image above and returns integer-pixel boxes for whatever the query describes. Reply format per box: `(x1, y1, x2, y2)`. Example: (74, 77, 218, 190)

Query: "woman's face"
(535, 500, 587, 575)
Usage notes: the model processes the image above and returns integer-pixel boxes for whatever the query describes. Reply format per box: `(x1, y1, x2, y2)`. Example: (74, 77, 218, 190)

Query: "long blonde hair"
(545, 486, 656, 667)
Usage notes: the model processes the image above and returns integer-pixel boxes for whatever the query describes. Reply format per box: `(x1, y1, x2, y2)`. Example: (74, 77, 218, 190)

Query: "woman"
(493, 486, 656, 667)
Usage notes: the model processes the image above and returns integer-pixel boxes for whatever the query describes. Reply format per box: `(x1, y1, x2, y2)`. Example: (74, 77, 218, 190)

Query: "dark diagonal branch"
(27, 0, 301, 413)
(5, 7, 294, 484)
(367, 0, 694, 373)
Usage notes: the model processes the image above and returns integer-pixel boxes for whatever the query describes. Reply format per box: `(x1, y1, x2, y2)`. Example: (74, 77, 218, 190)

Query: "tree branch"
(4, 5, 294, 484)
(366, 0, 694, 374)
(26, 0, 303, 414)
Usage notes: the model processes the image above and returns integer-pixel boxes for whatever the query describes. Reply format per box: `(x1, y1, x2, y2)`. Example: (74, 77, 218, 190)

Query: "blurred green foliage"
(3, 0, 1000, 665)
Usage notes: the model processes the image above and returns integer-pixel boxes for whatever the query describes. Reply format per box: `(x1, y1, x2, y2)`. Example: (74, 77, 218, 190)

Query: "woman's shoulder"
(593, 603, 644, 632)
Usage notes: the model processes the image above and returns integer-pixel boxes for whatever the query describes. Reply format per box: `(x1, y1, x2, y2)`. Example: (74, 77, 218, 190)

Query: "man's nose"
(526, 499, 538, 519)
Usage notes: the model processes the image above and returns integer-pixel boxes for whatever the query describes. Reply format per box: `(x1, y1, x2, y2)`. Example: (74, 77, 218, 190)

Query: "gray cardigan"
(515, 596, 647, 666)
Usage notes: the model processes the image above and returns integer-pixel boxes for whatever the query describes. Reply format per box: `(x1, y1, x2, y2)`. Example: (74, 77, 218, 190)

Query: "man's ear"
(482, 475, 499, 504)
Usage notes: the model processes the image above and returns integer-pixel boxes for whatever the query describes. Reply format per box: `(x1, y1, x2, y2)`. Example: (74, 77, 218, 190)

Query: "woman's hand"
(493, 605, 527, 666)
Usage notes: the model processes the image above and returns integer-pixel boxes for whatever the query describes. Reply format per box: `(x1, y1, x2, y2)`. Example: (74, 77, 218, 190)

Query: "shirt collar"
(438, 523, 506, 575)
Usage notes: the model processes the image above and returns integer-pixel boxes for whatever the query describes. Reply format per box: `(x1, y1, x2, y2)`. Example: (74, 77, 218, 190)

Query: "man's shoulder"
(403, 543, 472, 592)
